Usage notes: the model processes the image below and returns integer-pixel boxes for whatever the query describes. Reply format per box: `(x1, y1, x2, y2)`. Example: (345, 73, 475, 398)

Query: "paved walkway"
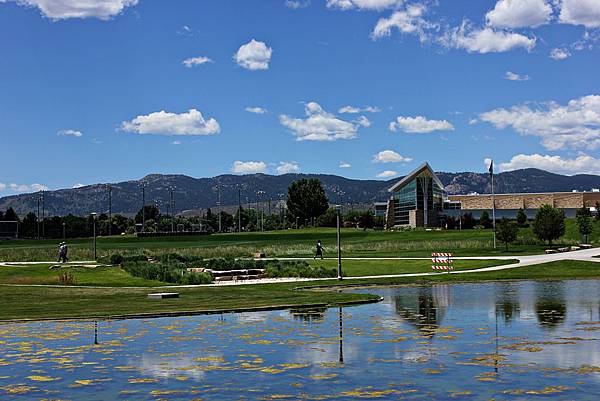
(1, 247, 598, 288)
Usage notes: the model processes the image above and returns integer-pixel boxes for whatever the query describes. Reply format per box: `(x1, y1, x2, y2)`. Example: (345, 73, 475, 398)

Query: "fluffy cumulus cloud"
(373, 150, 412, 163)
(2, 0, 138, 20)
(550, 47, 570, 60)
(339, 161, 352, 168)
(559, 0, 600, 28)
(479, 95, 600, 150)
(486, 0, 552, 29)
(499, 154, 600, 175)
(245, 106, 267, 114)
(234, 39, 272, 71)
(232, 161, 267, 174)
(182, 56, 213, 68)
(441, 23, 536, 53)
(389, 115, 454, 133)
(338, 105, 380, 114)
(371, 4, 436, 42)
(276, 161, 300, 174)
(0, 182, 48, 193)
(121, 109, 220, 136)
(376, 170, 399, 178)
(505, 71, 530, 81)
(57, 129, 83, 137)
(279, 102, 362, 141)
(327, 0, 402, 11)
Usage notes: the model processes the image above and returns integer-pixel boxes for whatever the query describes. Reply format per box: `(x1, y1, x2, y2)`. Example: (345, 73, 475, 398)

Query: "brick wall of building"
(448, 191, 596, 211)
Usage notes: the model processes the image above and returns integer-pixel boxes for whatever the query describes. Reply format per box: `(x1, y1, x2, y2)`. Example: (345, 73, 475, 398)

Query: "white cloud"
(279, 102, 361, 141)
(355, 115, 371, 127)
(550, 47, 570, 60)
(234, 39, 272, 71)
(484, 158, 493, 169)
(499, 154, 600, 175)
(479, 95, 600, 150)
(276, 161, 300, 174)
(232, 161, 267, 174)
(486, 0, 552, 29)
(2, 182, 49, 193)
(170, 140, 181, 145)
(339, 161, 352, 168)
(72, 183, 85, 188)
(389, 115, 454, 133)
(371, 4, 436, 42)
(338, 105, 380, 114)
(377, 170, 399, 178)
(285, 0, 310, 9)
(441, 23, 536, 53)
(559, 0, 600, 28)
(121, 109, 220, 136)
(373, 150, 412, 163)
(182, 56, 213, 68)
(327, 0, 402, 11)
(505, 71, 530, 81)
(3, 0, 138, 20)
(245, 106, 268, 114)
(57, 129, 83, 137)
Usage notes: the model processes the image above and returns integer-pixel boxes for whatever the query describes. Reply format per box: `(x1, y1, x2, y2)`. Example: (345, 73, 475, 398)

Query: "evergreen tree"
(3, 207, 19, 222)
(479, 210, 492, 229)
(286, 179, 329, 224)
(516, 208, 528, 227)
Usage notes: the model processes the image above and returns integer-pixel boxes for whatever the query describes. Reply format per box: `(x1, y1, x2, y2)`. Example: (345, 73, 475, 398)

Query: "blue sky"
(1, 0, 600, 194)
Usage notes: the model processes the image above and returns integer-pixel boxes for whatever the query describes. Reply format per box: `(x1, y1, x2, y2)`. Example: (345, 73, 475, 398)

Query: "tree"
(3, 207, 19, 222)
(316, 208, 339, 227)
(596, 201, 600, 222)
(533, 204, 565, 246)
(576, 207, 593, 244)
(286, 179, 329, 224)
(479, 210, 492, 229)
(496, 217, 519, 251)
(516, 208, 528, 227)
(135, 205, 160, 224)
(358, 211, 375, 230)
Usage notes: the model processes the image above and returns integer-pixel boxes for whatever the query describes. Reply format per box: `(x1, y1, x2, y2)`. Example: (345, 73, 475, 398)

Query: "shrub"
(58, 272, 75, 285)
(265, 260, 336, 278)
(121, 261, 212, 285)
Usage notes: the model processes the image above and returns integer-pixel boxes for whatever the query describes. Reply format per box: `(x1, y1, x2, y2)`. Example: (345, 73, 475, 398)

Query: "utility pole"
(217, 181, 222, 233)
(169, 186, 175, 233)
(36, 193, 41, 240)
(141, 182, 146, 232)
(107, 185, 112, 236)
(41, 190, 45, 238)
(490, 160, 497, 249)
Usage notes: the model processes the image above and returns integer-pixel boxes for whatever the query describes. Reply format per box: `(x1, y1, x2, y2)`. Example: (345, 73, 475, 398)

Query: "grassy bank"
(1, 220, 597, 261)
(1, 260, 600, 321)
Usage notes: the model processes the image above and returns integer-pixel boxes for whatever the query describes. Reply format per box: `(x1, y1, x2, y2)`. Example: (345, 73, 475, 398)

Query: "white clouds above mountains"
(559, 0, 600, 28)
(276, 161, 300, 174)
(327, 0, 402, 11)
(479, 95, 600, 150)
(245, 107, 267, 114)
(121, 109, 220, 136)
(389, 115, 454, 133)
(441, 24, 536, 53)
(279, 102, 362, 141)
(2, 0, 138, 20)
(486, 0, 552, 29)
(500, 154, 600, 175)
(0, 182, 48, 193)
(234, 39, 272, 71)
(57, 129, 83, 137)
(376, 170, 398, 178)
(182, 56, 212, 68)
(373, 150, 412, 163)
(339, 161, 352, 168)
(232, 161, 267, 174)
(505, 71, 530, 81)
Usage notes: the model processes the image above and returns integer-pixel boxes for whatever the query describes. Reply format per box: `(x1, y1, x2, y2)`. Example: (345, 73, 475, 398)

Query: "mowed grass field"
(0, 218, 598, 262)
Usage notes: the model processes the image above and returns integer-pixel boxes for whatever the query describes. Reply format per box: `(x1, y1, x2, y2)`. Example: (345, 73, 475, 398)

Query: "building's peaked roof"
(388, 162, 444, 193)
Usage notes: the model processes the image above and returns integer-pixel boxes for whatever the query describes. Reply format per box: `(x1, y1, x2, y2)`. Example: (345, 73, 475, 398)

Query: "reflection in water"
(495, 283, 520, 326)
(93, 321, 99, 345)
(535, 281, 567, 329)
(290, 306, 327, 323)
(338, 306, 344, 364)
(393, 286, 447, 337)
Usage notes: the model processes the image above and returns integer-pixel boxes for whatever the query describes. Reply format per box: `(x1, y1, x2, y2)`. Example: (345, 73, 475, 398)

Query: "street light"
(336, 204, 343, 281)
(91, 212, 98, 261)
(62, 222, 66, 240)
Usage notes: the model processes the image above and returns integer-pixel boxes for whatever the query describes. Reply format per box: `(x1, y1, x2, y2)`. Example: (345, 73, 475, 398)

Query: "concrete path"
(1, 247, 598, 288)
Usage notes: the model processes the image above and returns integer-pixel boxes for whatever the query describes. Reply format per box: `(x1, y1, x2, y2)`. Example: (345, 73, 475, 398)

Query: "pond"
(2, 279, 600, 400)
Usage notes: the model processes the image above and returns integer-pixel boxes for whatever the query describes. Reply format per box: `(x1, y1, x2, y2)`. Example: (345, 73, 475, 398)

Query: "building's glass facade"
(391, 173, 444, 227)
(393, 180, 417, 225)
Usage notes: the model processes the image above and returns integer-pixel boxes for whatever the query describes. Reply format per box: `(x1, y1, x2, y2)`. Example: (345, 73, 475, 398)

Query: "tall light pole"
(489, 160, 497, 249)
(41, 190, 45, 238)
(141, 182, 147, 232)
(107, 185, 112, 237)
(62, 222, 66, 240)
(91, 212, 98, 261)
(217, 181, 222, 233)
(238, 186, 242, 233)
(169, 186, 175, 233)
(336, 204, 343, 281)
(36, 193, 41, 240)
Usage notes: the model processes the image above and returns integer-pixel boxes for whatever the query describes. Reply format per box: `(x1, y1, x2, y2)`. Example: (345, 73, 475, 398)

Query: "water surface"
(2, 279, 600, 400)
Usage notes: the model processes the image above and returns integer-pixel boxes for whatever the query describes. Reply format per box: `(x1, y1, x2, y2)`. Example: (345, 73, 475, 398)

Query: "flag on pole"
(488, 160, 494, 177)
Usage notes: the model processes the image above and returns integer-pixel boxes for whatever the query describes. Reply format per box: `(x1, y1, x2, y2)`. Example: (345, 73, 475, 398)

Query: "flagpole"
(491, 161, 497, 249)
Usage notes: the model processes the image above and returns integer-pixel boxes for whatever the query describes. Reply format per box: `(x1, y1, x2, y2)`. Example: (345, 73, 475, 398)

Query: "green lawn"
(1, 260, 600, 321)
(0, 219, 597, 262)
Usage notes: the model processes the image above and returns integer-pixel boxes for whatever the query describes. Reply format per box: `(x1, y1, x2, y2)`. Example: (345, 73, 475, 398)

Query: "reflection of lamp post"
(336, 205, 343, 281)
(91, 212, 97, 260)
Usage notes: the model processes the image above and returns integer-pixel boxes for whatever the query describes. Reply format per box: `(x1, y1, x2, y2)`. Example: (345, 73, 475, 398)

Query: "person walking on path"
(314, 240, 324, 260)
(57, 242, 69, 263)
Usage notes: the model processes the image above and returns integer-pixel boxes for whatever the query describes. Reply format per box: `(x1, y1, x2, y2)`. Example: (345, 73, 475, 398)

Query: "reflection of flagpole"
(494, 310, 499, 374)
(94, 321, 99, 345)
(338, 306, 344, 364)
(490, 160, 497, 249)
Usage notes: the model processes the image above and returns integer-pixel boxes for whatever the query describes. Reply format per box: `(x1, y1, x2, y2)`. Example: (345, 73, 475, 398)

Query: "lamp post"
(336, 204, 343, 281)
(62, 222, 66, 240)
(107, 185, 112, 237)
(91, 212, 98, 261)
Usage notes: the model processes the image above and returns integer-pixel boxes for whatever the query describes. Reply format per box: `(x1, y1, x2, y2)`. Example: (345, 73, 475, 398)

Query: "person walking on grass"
(314, 240, 324, 260)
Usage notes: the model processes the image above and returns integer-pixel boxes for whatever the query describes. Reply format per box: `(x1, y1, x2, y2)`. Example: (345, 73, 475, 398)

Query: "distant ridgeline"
(1, 169, 599, 217)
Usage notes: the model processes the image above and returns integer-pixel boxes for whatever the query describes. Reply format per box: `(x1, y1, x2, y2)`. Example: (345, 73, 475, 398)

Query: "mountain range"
(1, 168, 600, 217)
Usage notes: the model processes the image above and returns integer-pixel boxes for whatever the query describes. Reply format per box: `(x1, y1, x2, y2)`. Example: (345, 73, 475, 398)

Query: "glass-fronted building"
(386, 163, 445, 228)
